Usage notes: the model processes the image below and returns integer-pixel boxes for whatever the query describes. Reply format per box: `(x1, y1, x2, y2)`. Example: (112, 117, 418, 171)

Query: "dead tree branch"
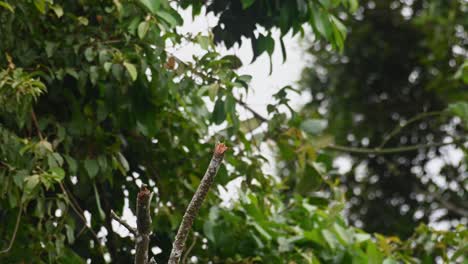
(110, 210, 137, 236)
(135, 185, 153, 264)
(168, 143, 228, 264)
(110, 185, 154, 264)
(0, 204, 22, 254)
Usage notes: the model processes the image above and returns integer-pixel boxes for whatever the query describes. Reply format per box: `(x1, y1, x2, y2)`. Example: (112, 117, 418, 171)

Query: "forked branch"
(109, 144, 227, 264)
(110, 186, 153, 264)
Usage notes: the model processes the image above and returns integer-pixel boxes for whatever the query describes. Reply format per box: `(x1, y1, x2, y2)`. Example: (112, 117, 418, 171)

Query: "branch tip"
(138, 185, 151, 202)
(214, 143, 228, 156)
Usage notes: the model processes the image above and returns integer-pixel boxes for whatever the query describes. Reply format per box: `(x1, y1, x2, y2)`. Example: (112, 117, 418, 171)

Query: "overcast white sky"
(171, 7, 312, 117)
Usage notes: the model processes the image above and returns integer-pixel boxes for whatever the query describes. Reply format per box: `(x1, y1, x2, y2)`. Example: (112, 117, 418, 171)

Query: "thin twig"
(0, 204, 22, 254)
(110, 210, 137, 236)
(30, 110, 43, 140)
(59, 182, 102, 251)
(235, 99, 268, 123)
(378, 111, 443, 148)
(326, 140, 462, 155)
(439, 199, 468, 218)
(168, 143, 228, 264)
(428, 191, 468, 218)
(182, 233, 197, 264)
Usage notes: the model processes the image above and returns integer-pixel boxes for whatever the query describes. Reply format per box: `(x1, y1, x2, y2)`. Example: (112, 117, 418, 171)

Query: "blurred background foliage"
(0, 0, 467, 263)
(298, 0, 468, 238)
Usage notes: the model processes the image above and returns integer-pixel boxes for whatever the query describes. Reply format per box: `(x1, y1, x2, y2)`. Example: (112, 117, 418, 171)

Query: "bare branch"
(168, 143, 228, 264)
(182, 233, 198, 264)
(110, 210, 137, 236)
(378, 111, 444, 148)
(326, 140, 463, 155)
(0, 204, 22, 254)
(135, 185, 153, 264)
(59, 183, 104, 254)
(439, 199, 468, 218)
(31, 110, 43, 140)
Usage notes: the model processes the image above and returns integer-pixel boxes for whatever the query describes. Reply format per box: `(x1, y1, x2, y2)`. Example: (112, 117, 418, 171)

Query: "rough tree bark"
(111, 185, 153, 264)
(135, 186, 153, 264)
(168, 143, 228, 264)
(111, 143, 228, 264)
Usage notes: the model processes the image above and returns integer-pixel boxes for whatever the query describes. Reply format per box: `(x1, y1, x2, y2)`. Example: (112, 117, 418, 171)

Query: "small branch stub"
(168, 143, 228, 264)
(135, 185, 153, 264)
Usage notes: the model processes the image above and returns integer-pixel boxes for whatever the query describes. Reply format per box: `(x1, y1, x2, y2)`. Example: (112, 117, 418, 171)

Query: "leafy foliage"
(0, 0, 466, 263)
(298, 0, 468, 238)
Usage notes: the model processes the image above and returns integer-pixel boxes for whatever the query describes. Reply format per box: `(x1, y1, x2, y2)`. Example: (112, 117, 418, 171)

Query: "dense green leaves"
(0, 0, 466, 263)
(298, 0, 467, 239)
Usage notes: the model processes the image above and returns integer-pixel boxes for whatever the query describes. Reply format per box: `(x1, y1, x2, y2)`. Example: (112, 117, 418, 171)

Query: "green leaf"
(252, 34, 275, 62)
(24, 175, 40, 194)
(260, 34, 275, 56)
(196, 35, 211, 50)
(382, 258, 399, 264)
(349, 0, 359, 12)
(139, 0, 160, 14)
(57, 247, 85, 264)
(84, 159, 99, 178)
(330, 15, 347, 51)
(301, 119, 327, 135)
(123, 62, 138, 81)
(333, 223, 351, 244)
(84, 47, 95, 62)
(296, 163, 322, 194)
(212, 98, 226, 125)
(280, 37, 287, 63)
(156, 10, 182, 27)
(322, 229, 338, 250)
(98, 50, 111, 64)
(77, 16, 89, 26)
(13, 170, 29, 189)
(225, 94, 236, 115)
(89, 66, 99, 85)
(66, 225, 75, 244)
(34, 197, 45, 218)
(0, 1, 14, 12)
(104, 62, 112, 73)
(451, 243, 468, 261)
(52, 153, 64, 166)
(50, 167, 65, 181)
(251, 222, 272, 241)
(112, 64, 124, 81)
(93, 183, 106, 220)
(34, 0, 46, 14)
(354, 233, 371, 243)
(203, 220, 215, 242)
(367, 242, 383, 264)
(241, 0, 255, 9)
(221, 55, 243, 69)
(97, 155, 108, 171)
(311, 4, 333, 40)
(208, 83, 219, 102)
(51, 5, 64, 18)
(137, 21, 150, 39)
(448, 101, 468, 127)
(116, 152, 129, 173)
(64, 155, 78, 173)
(239, 117, 261, 133)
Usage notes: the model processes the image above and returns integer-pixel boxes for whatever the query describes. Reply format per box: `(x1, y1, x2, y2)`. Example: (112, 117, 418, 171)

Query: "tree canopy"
(0, 0, 467, 263)
(299, 0, 468, 238)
